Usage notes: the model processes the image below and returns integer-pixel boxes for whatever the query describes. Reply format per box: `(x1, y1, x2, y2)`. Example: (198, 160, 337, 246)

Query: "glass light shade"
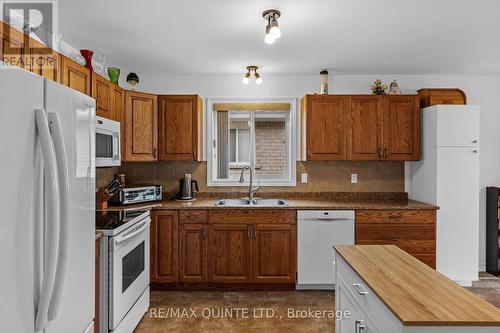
(255, 76, 263, 85)
(264, 33, 275, 44)
(241, 76, 250, 84)
(270, 19, 281, 39)
(264, 24, 275, 44)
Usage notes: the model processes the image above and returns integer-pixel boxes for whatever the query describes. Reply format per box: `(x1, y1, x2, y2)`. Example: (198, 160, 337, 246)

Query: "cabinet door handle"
(153, 148, 157, 158)
(202, 226, 207, 239)
(193, 148, 197, 159)
(353, 283, 369, 295)
(247, 226, 251, 239)
(253, 226, 257, 239)
(472, 140, 478, 144)
(378, 148, 382, 158)
(384, 148, 388, 159)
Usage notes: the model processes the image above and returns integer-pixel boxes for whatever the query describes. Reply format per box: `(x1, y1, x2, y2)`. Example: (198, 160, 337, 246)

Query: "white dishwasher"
(297, 210, 355, 290)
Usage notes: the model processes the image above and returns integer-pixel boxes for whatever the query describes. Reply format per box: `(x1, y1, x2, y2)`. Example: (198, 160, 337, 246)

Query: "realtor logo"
(1, 0, 58, 48)
(1, 0, 58, 69)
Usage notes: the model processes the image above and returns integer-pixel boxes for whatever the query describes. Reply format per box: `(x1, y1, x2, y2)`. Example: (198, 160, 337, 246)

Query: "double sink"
(215, 198, 288, 207)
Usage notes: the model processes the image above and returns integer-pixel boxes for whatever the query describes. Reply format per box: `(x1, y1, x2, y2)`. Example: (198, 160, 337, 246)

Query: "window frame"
(206, 97, 297, 187)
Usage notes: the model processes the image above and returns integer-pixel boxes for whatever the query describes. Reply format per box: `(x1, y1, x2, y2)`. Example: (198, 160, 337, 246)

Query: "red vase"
(80, 49, 94, 70)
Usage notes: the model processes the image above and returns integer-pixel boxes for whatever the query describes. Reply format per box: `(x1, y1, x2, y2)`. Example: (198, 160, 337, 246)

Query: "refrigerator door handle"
(47, 112, 70, 321)
(34, 109, 61, 332)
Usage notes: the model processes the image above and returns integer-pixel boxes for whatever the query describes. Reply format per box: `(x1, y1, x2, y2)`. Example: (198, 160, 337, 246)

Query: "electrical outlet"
(351, 173, 358, 184)
(301, 173, 308, 183)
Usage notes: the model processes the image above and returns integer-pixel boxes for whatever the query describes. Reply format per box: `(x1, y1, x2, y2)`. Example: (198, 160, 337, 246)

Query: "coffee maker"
(178, 174, 199, 200)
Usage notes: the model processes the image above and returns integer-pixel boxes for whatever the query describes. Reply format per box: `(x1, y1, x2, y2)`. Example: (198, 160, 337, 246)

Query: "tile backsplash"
(96, 161, 404, 196)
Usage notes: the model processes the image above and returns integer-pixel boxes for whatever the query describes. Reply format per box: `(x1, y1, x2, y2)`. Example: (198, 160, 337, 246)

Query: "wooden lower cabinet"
(151, 211, 179, 283)
(151, 209, 297, 288)
(355, 210, 436, 268)
(179, 223, 208, 282)
(208, 223, 253, 283)
(252, 224, 296, 283)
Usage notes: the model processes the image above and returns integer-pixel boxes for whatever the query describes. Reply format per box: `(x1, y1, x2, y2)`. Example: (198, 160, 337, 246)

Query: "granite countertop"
(103, 192, 438, 211)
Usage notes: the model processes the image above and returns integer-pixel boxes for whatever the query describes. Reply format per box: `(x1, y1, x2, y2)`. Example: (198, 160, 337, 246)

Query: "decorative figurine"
(126, 72, 140, 90)
(107, 67, 120, 85)
(389, 79, 401, 95)
(320, 70, 329, 94)
(371, 79, 388, 95)
(79, 49, 94, 70)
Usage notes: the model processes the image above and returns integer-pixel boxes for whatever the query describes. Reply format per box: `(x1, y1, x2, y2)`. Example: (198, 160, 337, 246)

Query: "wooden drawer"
(209, 209, 296, 224)
(355, 225, 435, 255)
(356, 210, 435, 225)
(179, 210, 208, 224)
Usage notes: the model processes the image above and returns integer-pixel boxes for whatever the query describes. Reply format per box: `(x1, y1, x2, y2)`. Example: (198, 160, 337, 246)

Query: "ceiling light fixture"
(241, 66, 263, 85)
(263, 9, 281, 44)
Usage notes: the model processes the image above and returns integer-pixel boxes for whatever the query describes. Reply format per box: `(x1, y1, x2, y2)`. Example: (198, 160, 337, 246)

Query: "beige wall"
(96, 160, 404, 196)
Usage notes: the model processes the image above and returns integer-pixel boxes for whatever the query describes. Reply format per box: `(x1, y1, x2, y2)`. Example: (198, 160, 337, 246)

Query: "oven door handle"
(115, 219, 150, 246)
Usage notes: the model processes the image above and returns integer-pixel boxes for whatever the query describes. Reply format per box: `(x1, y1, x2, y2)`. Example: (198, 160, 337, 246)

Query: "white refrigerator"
(0, 67, 96, 332)
(410, 105, 479, 286)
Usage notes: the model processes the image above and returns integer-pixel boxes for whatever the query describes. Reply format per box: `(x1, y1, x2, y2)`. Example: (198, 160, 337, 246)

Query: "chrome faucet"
(239, 165, 260, 200)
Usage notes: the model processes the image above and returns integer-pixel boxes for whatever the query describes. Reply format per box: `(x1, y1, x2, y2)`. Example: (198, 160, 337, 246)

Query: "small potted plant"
(371, 79, 388, 95)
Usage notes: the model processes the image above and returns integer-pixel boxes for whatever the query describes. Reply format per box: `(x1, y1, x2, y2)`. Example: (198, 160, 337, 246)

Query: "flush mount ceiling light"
(241, 66, 263, 85)
(263, 9, 281, 44)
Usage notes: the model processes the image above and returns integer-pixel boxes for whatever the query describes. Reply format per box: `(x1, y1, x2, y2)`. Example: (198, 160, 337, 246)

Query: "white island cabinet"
(334, 245, 500, 333)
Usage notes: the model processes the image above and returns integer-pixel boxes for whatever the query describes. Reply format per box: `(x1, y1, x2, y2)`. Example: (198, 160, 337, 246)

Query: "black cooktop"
(95, 210, 148, 231)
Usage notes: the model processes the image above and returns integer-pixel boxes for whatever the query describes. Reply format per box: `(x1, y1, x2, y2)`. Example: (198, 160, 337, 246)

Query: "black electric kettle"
(178, 174, 199, 200)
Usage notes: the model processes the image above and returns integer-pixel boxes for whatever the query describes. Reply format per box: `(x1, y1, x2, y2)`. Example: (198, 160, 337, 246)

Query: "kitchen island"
(334, 245, 500, 332)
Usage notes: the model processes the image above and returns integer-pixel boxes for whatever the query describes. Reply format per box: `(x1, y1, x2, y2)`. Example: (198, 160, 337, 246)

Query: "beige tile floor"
(133, 273, 500, 333)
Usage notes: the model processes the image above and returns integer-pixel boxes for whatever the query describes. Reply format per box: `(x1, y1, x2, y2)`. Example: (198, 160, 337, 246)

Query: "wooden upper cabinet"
(123, 90, 158, 161)
(301, 95, 347, 160)
(27, 38, 59, 81)
(112, 84, 124, 123)
(59, 55, 91, 95)
(151, 211, 179, 283)
(158, 95, 203, 161)
(252, 224, 296, 283)
(208, 224, 252, 283)
(0, 22, 26, 69)
(302, 94, 420, 161)
(179, 223, 207, 282)
(383, 95, 420, 161)
(92, 73, 113, 119)
(348, 96, 383, 160)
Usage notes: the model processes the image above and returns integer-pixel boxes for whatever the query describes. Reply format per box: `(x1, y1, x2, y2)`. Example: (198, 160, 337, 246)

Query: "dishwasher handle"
(301, 217, 353, 222)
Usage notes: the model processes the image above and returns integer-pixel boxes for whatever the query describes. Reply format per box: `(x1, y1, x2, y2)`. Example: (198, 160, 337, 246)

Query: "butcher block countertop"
(334, 245, 500, 326)
(104, 192, 438, 211)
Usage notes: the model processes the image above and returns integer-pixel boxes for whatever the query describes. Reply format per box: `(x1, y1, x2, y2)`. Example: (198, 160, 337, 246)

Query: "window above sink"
(206, 98, 297, 187)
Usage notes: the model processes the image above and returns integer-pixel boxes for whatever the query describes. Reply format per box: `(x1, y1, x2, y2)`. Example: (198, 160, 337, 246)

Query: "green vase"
(107, 67, 120, 85)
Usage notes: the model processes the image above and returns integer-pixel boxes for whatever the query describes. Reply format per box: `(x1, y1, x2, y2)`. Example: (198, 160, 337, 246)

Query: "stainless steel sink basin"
(253, 199, 288, 207)
(215, 198, 288, 207)
(215, 199, 252, 206)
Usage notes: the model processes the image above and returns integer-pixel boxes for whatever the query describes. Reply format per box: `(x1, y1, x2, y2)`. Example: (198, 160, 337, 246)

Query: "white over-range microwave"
(96, 116, 121, 167)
